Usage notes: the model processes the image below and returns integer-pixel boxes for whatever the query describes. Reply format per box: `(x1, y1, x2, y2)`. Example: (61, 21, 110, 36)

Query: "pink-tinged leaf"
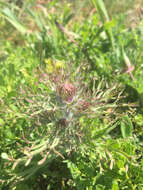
(125, 65, 134, 74)
(36, 5, 48, 16)
(122, 49, 134, 80)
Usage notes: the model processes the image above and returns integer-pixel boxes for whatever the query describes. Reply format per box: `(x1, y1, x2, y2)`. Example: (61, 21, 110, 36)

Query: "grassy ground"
(0, 0, 143, 189)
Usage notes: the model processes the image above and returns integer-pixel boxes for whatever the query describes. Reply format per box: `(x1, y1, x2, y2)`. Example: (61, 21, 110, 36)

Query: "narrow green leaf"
(91, 0, 116, 51)
(26, 8, 44, 30)
(92, 122, 118, 139)
(0, 75, 5, 86)
(121, 116, 133, 138)
(92, 0, 109, 22)
(2, 7, 27, 34)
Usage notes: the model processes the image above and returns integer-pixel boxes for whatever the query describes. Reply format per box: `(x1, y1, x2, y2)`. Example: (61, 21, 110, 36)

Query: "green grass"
(105, 0, 143, 15)
(0, 0, 143, 189)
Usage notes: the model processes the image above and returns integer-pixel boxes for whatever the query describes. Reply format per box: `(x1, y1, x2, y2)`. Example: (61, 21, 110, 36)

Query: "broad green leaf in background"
(0, 118, 4, 125)
(96, 184, 105, 190)
(112, 181, 119, 190)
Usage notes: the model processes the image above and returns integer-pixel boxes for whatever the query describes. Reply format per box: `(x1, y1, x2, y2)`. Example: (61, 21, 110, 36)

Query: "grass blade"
(2, 7, 27, 34)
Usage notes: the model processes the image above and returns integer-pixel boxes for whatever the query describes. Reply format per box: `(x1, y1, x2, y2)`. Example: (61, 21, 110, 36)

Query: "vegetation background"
(0, 0, 143, 189)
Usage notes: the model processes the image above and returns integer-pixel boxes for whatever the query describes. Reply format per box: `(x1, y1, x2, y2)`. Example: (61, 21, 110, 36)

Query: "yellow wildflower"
(45, 58, 54, 74)
(55, 61, 64, 69)
(45, 58, 65, 74)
